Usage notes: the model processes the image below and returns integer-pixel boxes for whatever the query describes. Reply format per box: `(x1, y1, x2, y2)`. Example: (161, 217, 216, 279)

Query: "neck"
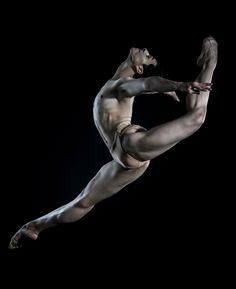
(112, 59, 136, 79)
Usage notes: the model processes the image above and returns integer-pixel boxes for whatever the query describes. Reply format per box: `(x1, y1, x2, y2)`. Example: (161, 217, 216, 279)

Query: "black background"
(2, 4, 233, 286)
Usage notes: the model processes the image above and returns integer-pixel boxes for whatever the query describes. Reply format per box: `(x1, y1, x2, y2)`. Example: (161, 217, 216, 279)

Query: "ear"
(136, 65, 144, 74)
(129, 48, 135, 61)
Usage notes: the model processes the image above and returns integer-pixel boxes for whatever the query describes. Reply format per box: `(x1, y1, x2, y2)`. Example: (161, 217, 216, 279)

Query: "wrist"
(177, 82, 185, 91)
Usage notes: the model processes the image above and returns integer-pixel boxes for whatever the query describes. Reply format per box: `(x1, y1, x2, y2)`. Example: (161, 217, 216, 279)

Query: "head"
(112, 47, 158, 79)
(128, 47, 157, 75)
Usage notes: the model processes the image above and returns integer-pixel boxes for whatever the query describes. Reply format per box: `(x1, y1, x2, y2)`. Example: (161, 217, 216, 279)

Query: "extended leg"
(187, 36, 217, 111)
(9, 160, 149, 249)
(123, 36, 218, 161)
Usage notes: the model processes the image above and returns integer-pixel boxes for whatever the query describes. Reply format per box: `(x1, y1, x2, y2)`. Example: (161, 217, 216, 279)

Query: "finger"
(197, 86, 210, 91)
(171, 93, 180, 102)
(201, 87, 211, 91)
(173, 97, 180, 102)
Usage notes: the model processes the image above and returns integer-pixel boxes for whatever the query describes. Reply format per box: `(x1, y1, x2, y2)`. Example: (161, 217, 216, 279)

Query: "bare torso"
(93, 78, 134, 148)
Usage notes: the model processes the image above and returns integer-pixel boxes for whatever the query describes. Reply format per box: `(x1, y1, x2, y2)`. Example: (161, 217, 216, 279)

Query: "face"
(130, 47, 157, 68)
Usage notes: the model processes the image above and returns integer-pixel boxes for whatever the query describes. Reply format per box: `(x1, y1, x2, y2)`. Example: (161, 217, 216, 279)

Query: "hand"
(182, 82, 212, 94)
(164, 91, 180, 102)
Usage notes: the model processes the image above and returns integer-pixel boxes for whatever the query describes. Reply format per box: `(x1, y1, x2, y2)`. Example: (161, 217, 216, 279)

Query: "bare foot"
(197, 36, 218, 68)
(9, 222, 39, 249)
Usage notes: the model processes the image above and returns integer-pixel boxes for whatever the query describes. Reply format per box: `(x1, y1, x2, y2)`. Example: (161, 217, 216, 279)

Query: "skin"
(9, 37, 217, 249)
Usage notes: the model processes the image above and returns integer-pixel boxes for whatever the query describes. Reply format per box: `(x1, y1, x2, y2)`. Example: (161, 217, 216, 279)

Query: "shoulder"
(100, 78, 132, 94)
(108, 77, 134, 88)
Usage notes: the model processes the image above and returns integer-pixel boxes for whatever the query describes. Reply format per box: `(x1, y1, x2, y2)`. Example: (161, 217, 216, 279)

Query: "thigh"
(122, 111, 199, 161)
(82, 160, 149, 204)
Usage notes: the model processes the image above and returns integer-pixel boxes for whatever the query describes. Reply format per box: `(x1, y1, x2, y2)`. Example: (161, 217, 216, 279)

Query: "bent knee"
(74, 194, 95, 209)
(188, 107, 207, 128)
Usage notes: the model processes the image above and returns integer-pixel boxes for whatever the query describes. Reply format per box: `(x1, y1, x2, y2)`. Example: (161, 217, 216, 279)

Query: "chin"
(142, 64, 157, 77)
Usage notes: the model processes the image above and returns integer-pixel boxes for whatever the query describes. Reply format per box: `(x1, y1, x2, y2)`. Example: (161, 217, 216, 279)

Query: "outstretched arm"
(117, 76, 211, 98)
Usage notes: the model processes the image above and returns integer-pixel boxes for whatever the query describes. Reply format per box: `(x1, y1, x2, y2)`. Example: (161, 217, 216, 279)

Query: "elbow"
(144, 76, 169, 93)
(144, 77, 154, 92)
